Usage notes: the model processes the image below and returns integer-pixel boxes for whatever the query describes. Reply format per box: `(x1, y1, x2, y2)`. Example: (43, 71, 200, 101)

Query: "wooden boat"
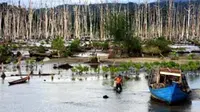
(148, 68, 191, 104)
(8, 76, 30, 86)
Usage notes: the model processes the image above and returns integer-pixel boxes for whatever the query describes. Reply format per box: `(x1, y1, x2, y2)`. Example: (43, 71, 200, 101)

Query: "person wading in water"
(114, 75, 123, 93)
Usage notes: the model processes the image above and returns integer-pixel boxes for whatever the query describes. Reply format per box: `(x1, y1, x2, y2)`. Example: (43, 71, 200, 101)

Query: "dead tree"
(0, 12, 2, 38)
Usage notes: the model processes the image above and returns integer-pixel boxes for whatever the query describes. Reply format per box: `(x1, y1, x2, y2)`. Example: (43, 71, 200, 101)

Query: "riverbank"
(45, 57, 200, 65)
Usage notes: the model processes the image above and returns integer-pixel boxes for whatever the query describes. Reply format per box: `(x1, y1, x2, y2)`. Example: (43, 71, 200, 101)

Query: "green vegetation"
(109, 66, 120, 78)
(119, 61, 133, 72)
(71, 77, 76, 81)
(142, 46, 161, 56)
(51, 36, 65, 57)
(105, 12, 141, 56)
(10, 44, 18, 50)
(0, 45, 13, 64)
(63, 49, 72, 57)
(187, 53, 198, 60)
(188, 39, 200, 46)
(92, 41, 109, 50)
(51, 36, 81, 57)
(93, 67, 101, 74)
(102, 41, 109, 50)
(68, 39, 81, 53)
(169, 51, 179, 60)
(143, 37, 171, 56)
(102, 66, 109, 74)
(73, 64, 89, 75)
(89, 56, 99, 63)
(63, 39, 81, 57)
(71, 61, 200, 77)
(37, 45, 46, 53)
(25, 58, 36, 67)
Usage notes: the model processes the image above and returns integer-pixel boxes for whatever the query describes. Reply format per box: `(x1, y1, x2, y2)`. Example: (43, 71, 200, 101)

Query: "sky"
(0, 0, 156, 8)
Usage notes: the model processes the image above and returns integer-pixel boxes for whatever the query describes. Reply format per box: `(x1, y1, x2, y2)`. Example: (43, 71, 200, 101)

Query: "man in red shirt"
(114, 75, 123, 93)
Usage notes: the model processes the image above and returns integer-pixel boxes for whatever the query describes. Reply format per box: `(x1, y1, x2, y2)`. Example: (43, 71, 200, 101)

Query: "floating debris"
(103, 95, 109, 99)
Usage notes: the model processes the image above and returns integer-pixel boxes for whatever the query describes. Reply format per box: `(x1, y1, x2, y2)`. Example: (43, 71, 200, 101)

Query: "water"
(74, 49, 109, 58)
(1, 63, 200, 112)
(170, 44, 200, 52)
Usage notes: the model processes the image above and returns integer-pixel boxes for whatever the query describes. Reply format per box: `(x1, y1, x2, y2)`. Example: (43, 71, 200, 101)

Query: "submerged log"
(103, 95, 109, 99)
(29, 51, 52, 58)
(53, 63, 73, 70)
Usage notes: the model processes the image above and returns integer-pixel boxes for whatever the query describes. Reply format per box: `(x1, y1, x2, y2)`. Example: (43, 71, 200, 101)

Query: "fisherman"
(27, 73, 30, 81)
(1, 72, 6, 80)
(114, 74, 123, 92)
(51, 74, 54, 81)
(105, 74, 108, 79)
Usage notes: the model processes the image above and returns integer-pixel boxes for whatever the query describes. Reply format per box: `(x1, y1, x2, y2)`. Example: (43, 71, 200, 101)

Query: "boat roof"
(159, 68, 181, 77)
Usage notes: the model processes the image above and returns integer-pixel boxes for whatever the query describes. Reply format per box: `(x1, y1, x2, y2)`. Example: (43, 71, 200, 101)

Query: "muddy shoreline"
(44, 57, 200, 65)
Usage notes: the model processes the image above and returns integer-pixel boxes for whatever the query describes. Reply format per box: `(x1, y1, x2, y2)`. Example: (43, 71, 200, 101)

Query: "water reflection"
(1, 79, 4, 84)
(148, 98, 192, 112)
(89, 64, 99, 69)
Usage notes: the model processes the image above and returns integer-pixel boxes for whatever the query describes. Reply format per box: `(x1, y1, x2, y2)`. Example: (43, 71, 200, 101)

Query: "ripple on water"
(64, 101, 98, 108)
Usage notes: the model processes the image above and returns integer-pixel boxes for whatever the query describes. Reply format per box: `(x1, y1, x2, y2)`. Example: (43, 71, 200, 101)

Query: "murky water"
(1, 62, 200, 112)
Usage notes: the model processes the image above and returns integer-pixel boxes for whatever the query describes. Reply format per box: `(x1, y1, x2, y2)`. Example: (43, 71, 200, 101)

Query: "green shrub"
(11, 44, 18, 50)
(145, 37, 171, 55)
(92, 41, 102, 49)
(169, 51, 179, 60)
(102, 41, 109, 50)
(52, 36, 65, 56)
(64, 49, 72, 57)
(188, 53, 197, 60)
(69, 39, 80, 52)
(105, 12, 141, 56)
(142, 46, 161, 56)
(40, 41, 45, 45)
(37, 45, 46, 53)
(0, 45, 13, 64)
(89, 56, 99, 63)
(71, 77, 76, 81)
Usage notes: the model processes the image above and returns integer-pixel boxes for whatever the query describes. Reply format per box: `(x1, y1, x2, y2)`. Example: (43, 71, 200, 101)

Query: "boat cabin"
(149, 68, 189, 92)
(157, 68, 182, 84)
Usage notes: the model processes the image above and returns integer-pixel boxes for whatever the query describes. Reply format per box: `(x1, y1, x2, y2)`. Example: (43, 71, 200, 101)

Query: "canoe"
(148, 68, 191, 104)
(8, 76, 29, 86)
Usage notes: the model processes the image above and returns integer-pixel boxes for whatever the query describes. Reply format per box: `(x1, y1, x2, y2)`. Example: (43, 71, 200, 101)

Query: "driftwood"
(53, 63, 73, 70)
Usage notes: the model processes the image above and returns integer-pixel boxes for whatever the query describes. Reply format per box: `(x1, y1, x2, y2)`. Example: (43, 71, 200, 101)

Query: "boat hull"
(149, 83, 189, 104)
(8, 76, 29, 86)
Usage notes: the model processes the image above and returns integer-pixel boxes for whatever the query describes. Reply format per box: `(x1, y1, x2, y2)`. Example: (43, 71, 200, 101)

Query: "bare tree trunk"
(100, 5, 104, 40)
(25, 15, 29, 40)
(191, 8, 196, 40)
(0, 12, 2, 38)
(28, 0, 33, 39)
(168, 0, 173, 41)
(63, 3, 68, 40)
(12, 11, 16, 40)
(144, 1, 148, 39)
(89, 5, 93, 39)
(156, 0, 161, 37)
(50, 8, 55, 39)
(197, 7, 200, 39)
(16, 11, 20, 39)
(186, 1, 192, 40)
(84, 4, 88, 37)
(3, 10, 9, 40)
(38, 12, 42, 39)
(74, 5, 79, 39)
(181, 15, 186, 40)
(44, 7, 48, 39)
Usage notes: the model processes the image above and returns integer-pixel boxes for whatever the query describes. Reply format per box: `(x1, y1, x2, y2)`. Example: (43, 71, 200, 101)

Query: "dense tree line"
(0, 1, 200, 41)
